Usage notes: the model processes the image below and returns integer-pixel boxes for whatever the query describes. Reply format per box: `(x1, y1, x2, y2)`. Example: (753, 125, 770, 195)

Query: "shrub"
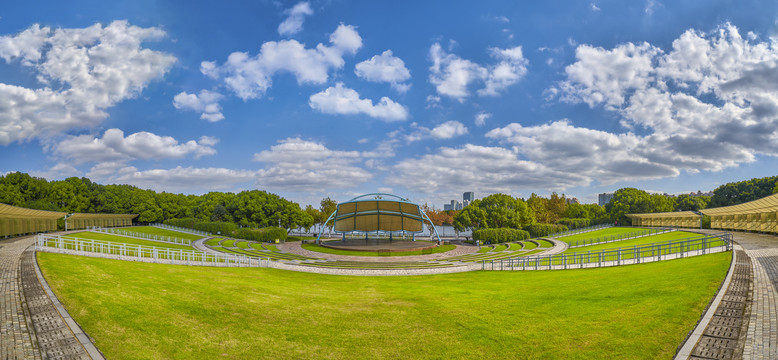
(472, 228, 530, 243)
(194, 221, 237, 235)
(164, 218, 199, 229)
(232, 226, 288, 242)
(523, 223, 568, 238)
(557, 218, 590, 229)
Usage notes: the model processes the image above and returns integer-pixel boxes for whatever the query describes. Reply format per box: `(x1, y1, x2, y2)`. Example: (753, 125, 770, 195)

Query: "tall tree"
(453, 194, 533, 231)
(319, 197, 337, 234)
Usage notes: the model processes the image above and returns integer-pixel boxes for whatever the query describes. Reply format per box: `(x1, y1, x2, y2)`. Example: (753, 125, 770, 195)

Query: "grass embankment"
(558, 227, 652, 243)
(63, 232, 194, 250)
(117, 226, 204, 241)
(39, 252, 730, 359)
(301, 243, 456, 256)
(562, 231, 706, 254)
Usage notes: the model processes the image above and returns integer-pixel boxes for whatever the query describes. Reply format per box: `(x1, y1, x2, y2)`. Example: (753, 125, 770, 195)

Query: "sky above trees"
(2, 0, 778, 207)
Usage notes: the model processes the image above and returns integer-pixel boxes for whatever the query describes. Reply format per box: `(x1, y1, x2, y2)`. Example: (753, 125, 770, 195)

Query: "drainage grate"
(689, 249, 752, 360)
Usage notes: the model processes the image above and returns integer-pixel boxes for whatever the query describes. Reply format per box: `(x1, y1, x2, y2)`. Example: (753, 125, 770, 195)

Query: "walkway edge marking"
(674, 244, 738, 360)
(32, 247, 106, 360)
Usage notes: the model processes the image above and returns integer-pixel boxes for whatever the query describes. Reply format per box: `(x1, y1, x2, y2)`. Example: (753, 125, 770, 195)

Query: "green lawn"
(38, 252, 730, 359)
(558, 227, 654, 243)
(115, 226, 205, 241)
(563, 231, 705, 254)
(522, 241, 538, 250)
(302, 243, 456, 256)
(508, 243, 523, 251)
(64, 232, 195, 250)
(204, 238, 222, 246)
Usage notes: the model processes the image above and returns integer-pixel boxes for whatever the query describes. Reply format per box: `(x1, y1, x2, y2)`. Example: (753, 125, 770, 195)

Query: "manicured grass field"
(563, 231, 705, 254)
(117, 226, 205, 241)
(508, 243, 523, 251)
(204, 238, 222, 246)
(522, 241, 538, 250)
(65, 232, 195, 250)
(301, 243, 456, 256)
(558, 227, 653, 243)
(38, 252, 730, 359)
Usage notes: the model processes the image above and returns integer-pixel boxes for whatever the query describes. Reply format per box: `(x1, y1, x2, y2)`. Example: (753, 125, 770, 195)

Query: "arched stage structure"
(316, 193, 441, 252)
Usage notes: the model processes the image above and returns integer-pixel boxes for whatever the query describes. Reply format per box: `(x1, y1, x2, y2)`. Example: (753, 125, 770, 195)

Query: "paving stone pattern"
(690, 250, 752, 360)
(1, 236, 42, 359)
(743, 251, 778, 359)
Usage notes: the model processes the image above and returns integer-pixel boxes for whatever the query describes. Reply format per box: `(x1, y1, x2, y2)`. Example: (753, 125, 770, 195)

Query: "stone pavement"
(277, 241, 479, 262)
(1, 235, 99, 359)
(682, 230, 778, 360)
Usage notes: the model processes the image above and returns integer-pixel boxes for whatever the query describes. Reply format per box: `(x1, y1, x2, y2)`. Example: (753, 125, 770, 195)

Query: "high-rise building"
(598, 193, 614, 206)
(463, 192, 474, 202)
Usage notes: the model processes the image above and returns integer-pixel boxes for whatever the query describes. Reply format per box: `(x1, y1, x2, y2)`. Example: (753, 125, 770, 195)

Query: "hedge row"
(193, 221, 237, 235)
(472, 228, 530, 243)
(232, 226, 287, 242)
(556, 218, 590, 229)
(164, 218, 199, 229)
(523, 223, 568, 238)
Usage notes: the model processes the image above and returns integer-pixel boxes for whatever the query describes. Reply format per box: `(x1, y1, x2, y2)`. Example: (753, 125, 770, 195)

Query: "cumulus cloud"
(0, 21, 176, 145)
(278, 1, 314, 36)
(429, 42, 528, 101)
(113, 166, 257, 192)
(396, 121, 469, 143)
(52, 129, 218, 164)
(354, 50, 411, 92)
(29, 163, 81, 181)
(430, 120, 469, 139)
(551, 23, 778, 178)
(308, 82, 408, 121)
(475, 112, 492, 126)
(252, 137, 373, 191)
(203, 23, 362, 100)
(388, 144, 586, 195)
(173, 90, 225, 122)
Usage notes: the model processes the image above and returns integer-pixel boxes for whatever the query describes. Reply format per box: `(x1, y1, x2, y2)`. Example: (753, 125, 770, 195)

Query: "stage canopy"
(318, 193, 439, 242)
(700, 193, 778, 234)
(66, 213, 138, 230)
(0, 203, 66, 237)
(626, 211, 701, 228)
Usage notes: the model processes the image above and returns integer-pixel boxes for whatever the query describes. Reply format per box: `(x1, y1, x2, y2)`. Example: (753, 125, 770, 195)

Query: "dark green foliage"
(523, 223, 568, 238)
(194, 221, 237, 235)
(557, 218, 590, 229)
(674, 194, 710, 211)
(453, 194, 533, 231)
(232, 227, 288, 242)
(164, 218, 199, 229)
(605, 188, 675, 224)
(472, 228, 530, 243)
(709, 175, 778, 208)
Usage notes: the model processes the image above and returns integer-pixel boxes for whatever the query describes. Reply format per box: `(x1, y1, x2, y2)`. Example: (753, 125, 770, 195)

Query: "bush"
(193, 221, 237, 235)
(232, 226, 288, 242)
(164, 218, 199, 229)
(472, 228, 530, 243)
(557, 218, 590, 229)
(523, 223, 568, 238)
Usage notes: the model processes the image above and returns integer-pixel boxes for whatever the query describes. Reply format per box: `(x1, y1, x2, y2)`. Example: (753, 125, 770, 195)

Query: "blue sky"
(2, 0, 778, 207)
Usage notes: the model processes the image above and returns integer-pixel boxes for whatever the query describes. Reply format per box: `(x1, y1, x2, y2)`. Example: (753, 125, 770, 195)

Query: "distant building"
(598, 193, 614, 206)
(444, 200, 462, 211)
(463, 192, 474, 202)
(566, 197, 580, 204)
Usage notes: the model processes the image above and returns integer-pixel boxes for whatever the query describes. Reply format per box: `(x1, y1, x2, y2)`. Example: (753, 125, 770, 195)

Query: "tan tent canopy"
(66, 213, 138, 230)
(334, 197, 424, 233)
(700, 193, 778, 233)
(0, 203, 66, 237)
(626, 211, 701, 228)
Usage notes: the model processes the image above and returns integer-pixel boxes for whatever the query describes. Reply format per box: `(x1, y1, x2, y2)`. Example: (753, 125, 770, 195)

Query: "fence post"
(617, 249, 621, 266)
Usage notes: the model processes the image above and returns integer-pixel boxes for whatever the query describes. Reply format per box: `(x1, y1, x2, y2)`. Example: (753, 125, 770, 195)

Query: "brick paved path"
(1, 235, 96, 359)
(277, 242, 479, 262)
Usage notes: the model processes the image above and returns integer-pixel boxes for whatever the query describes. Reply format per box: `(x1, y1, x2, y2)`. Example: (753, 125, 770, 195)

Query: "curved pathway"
(1, 235, 103, 359)
(277, 241, 479, 262)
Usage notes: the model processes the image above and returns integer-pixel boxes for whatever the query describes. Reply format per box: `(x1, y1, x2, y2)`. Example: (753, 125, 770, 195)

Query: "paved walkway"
(1, 235, 99, 359)
(277, 241, 480, 262)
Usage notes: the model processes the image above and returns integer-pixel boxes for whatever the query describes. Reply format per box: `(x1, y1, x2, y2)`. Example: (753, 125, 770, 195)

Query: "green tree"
(319, 197, 337, 234)
(211, 204, 228, 222)
(304, 205, 322, 232)
(674, 194, 710, 211)
(709, 176, 778, 207)
(453, 194, 533, 231)
(605, 188, 675, 224)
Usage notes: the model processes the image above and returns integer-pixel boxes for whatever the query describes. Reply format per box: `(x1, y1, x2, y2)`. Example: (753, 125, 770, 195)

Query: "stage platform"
(320, 239, 438, 252)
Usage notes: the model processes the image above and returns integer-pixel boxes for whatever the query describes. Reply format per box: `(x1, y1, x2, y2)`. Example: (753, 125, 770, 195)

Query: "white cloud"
(591, 3, 601, 11)
(113, 166, 257, 192)
(52, 128, 218, 164)
(204, 24, 362, 100)
(547, 23, 778, 181)
(0, 21, 176, 145)
(388, 144, 587, 195)
(278, 1, 314, 36)
(252, 137, 373, 191)
(430, 120, 468, 139)
(475, 112, 492, 126)
(173, 90, 225, 122)
(308, 82, 408, 121)
(645, 0, 658, 15)
(29, 163, 81, 180)
(428, 42, 528, 101)
(354, 50, 411, 92)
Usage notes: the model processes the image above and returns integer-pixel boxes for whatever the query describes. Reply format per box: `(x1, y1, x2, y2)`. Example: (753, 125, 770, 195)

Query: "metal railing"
(36, 234, 268, 267)
(568, 227, 674, 248)
(482, 233, 732, 271)
(151, 223, 212, 237)
(551, 224, 612, 238)
(90, 227, 196, 245)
